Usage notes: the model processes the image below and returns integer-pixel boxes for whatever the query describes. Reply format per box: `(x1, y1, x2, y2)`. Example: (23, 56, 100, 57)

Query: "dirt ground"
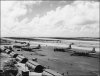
(13, 45, 99, 76)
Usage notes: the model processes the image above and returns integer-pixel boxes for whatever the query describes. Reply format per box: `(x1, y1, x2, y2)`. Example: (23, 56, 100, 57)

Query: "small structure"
(5, 49, 12, 54)
(13, 54, 19, 58)
(16, 55, 28, 63)
(29, 72, 42, 76)
(10, 52, 16, 57)
(54, 48, 65, 52)
(26, 60, 44, 73)
(32, 58, 37, 62)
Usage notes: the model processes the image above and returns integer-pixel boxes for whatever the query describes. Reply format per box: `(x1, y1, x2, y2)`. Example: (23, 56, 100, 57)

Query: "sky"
(1, 0, 99, 37)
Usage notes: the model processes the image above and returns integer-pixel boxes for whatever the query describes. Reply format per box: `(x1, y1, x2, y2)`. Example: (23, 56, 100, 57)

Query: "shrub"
(3, 59, 18, 76)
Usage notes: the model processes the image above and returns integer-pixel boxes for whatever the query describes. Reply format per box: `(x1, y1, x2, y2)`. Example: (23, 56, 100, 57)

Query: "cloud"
(1, 1, 42, 37)
(1, 1, 99, 37)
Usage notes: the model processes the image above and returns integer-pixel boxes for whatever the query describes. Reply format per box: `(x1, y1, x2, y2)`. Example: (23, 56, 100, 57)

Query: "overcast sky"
(1, 0, 99, 37)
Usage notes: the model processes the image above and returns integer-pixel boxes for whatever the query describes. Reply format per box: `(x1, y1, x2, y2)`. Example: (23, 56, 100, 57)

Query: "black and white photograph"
(0, 0, 100, 76)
